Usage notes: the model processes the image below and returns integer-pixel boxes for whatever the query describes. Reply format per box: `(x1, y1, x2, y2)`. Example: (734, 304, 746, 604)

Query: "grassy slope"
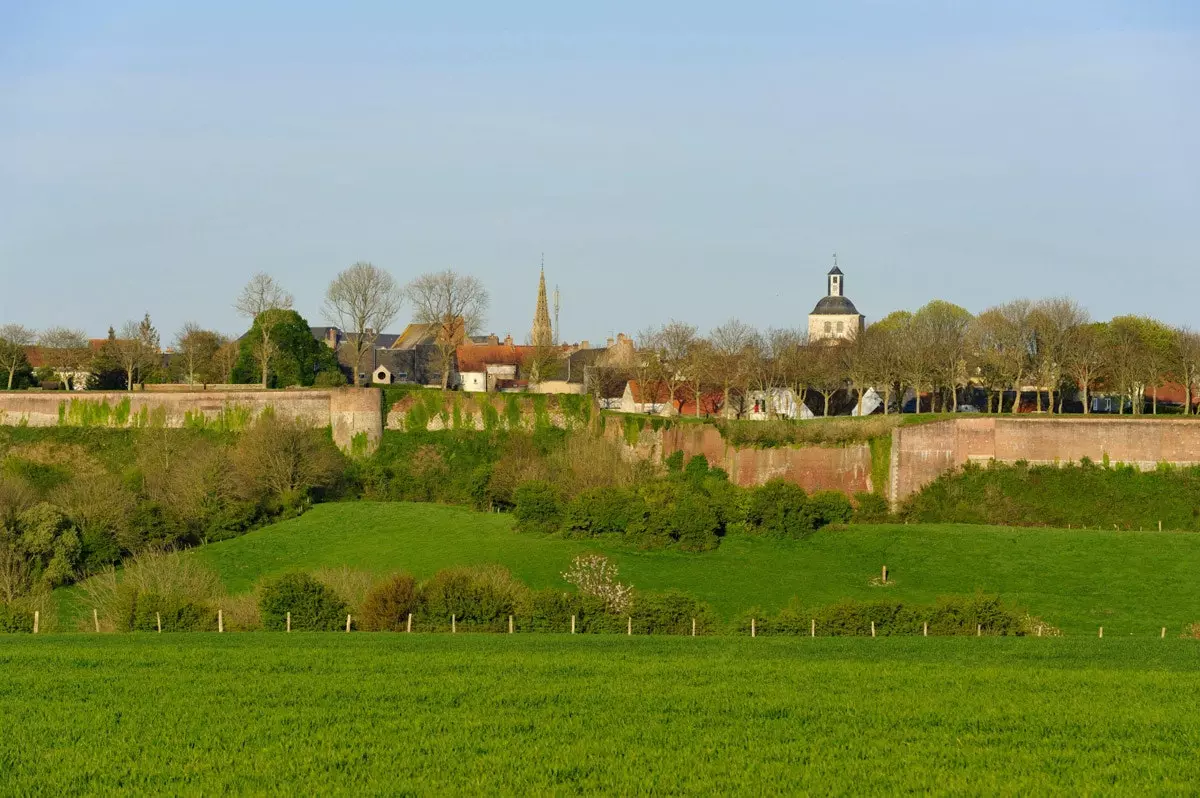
(193, 502, 1200, 635)
(1, 636, 1196, 795)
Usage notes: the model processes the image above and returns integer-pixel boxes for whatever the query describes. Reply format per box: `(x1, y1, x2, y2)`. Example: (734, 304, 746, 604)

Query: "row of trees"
(620, 298, 1200, 417)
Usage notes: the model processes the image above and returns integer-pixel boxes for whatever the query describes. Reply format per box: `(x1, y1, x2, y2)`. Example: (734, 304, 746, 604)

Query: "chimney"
(580, 340, 590, 349)
(487, 334, 499, 346)
(503, 334, 513, 347)
(606, 337, 614, 347)
(326, 328, 338, 348)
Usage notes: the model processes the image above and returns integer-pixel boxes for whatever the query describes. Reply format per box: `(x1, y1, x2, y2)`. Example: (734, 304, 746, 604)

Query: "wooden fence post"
(692, 618, 696, 637)
(751, 618, 756, 638)
(882, 565, 888, 583)
(1161, 627, 1166, 639)
(811, 619, 816, 638)
(93, 608, 100, 633)
(923, 622, 928, 637)
(508, 615, 514, 634)
(286, 612, 291, 633)
(346, 614, 351, 633)
(33, 611, 38, 635)
(452, 614, 456, 634)
(407, 613, 412, 633)
(1099, 627, 1103, 638)
(571, 615, 576, 634)
(627, 617, 632, 636)
(870, 621, 876, 638)
(1159, 520, 1163, 532)
(1037, 625, 1042, 637)
(218, 609, 224, 633)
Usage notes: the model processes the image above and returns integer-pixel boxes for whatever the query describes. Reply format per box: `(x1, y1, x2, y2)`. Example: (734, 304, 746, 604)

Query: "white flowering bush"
(562, 554, 634, 614)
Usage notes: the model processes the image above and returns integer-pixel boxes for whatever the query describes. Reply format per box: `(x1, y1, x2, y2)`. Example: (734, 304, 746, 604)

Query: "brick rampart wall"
(0, 388, 381, 454)
(890, 417, 1200, 505)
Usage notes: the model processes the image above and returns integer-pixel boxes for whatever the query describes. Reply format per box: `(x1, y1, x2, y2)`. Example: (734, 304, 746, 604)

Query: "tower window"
(836, 321, 844, 333)
(824, 322, 832, 333)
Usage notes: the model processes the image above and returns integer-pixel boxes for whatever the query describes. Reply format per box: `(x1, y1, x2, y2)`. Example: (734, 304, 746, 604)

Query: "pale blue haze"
(1, 2, 1198, 341)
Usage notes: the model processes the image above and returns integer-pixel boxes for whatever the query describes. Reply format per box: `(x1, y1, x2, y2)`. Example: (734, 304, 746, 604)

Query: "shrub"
(852, 492, 890, 523)
(805, 491, 853, 528)
(132, 593, 216, 632)
(563, 488, 641, 538)
(664, 450, 685, 473)
(258, 572, 349, 631)
(671, 492, 721, 552)
(683, 454, 710, 482)
(746, 480, 810, 537)
(312, 567, 377, 615)
(419, 565, 527, 631)
(513, 481, 561, 534)
(359, 573, 418, 632)
(632, 591, 718, 635)
(561, 554, 634, 614)
(0, 603, 33, 633)
(751, 594, 1025, 636)
(222, 592, 262, 632)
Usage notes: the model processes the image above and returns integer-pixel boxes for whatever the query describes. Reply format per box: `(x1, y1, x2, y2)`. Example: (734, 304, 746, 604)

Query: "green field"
(2, 635, 1197, 794)
(186, 502, 1200, 635)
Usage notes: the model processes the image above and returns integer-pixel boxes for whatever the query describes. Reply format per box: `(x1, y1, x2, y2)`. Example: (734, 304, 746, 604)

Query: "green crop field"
(178, 502, 1200, 636)
(1, 635, 1197, 795)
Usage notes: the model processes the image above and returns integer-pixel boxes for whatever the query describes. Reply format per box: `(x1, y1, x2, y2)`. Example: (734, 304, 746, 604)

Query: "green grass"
(187, 502, 1200, 635)
(1, 635, 1197, 794)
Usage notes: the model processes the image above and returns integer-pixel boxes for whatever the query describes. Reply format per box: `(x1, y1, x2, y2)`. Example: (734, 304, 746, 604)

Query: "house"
(24, 338, 109, 390)
(808, 260, 865, 343)
(620, 380, 670, 415)
(455, 338, 533, 392)
(745, 388, 814, 420)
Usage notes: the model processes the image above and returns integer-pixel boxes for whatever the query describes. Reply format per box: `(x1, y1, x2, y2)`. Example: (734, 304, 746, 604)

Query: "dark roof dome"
(827, 265, 843, 276)
(810, 295, 861, 315)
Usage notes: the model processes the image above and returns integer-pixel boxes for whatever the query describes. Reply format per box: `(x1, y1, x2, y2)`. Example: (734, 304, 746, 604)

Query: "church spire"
(531, 255, 553, 348)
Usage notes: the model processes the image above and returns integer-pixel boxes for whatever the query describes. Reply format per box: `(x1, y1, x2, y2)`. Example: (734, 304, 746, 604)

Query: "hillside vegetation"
(179, 502, 1200, 635)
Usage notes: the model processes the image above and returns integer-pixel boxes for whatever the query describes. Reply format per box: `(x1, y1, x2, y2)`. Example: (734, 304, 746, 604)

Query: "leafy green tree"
(0, 324, 35, 390)
(232, 310, 340, 387)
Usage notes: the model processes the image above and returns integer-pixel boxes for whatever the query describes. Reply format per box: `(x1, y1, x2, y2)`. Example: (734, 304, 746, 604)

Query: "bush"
(632, 591, 718, 635)
(563, 488, 642, 538)
(664, 451, 685, 473)
(513, 481, 561, 534)
(419, 565, 527, 631)
(746, 479, 810, 537)
(360, 573, 418, 631)
(852, 492, 890, 523)
(132, 593, 216, 632)
(258, 572, 349, 631)
(671, 492, 721, 552)
(805, 491, 853, 528)
(750, 594, 1024, 636)
(0, 603, 34, 633)
(683, 454, 710, 483)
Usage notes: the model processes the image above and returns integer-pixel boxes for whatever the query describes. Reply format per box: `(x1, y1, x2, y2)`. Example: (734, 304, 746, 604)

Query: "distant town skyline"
(2, 1, 1198, 340)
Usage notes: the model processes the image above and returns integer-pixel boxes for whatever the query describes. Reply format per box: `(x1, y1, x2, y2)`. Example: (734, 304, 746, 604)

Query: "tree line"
(616, 298, 1199, 416)
(0, 264, 490, 391)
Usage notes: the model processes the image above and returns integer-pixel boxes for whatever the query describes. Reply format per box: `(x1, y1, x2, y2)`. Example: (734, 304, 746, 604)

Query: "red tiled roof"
(455, 344, 535, 373)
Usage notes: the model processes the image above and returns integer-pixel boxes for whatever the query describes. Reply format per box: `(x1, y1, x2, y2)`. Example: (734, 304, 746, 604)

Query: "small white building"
(372, 366, 393, 385)
(746, 388, 814, 421)
(808, 263, 865, 343)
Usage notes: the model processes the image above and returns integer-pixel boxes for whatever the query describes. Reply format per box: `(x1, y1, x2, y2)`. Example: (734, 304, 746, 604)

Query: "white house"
(745, 388, 814, 421)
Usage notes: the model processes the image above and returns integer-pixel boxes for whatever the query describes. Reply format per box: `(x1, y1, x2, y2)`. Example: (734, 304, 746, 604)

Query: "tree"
(232, 310, 339, 388)
(107, 313, 160, 390)
(643, 321, 697, 415)
(913, 301, 972, 412)
(232, 413, 343, 505)
(777, 332, 817, 418)
(810, 343, 846, 417)
(1064, 322, 1107, 414)
(173, 323, 225, 385)
(866, 313, 908, 414)
(1031, 298, 1089, 413)
(323, 262, 404, 386)
(0, 324, 35, 390)
(36, 327, 90, 390)
(405, 270, 489, 389)
(709, 319, 756, 418)
(1104, 317, 1148, 415)
(1174, 328, 1200, 416)
(971, 301, 1033, 414)
(212, 338, 239, 384)
(897, 313, 936, 414)
(843, 324, 891, 416)
(235, 273, 294, 388)
(683, 337, 717, 418)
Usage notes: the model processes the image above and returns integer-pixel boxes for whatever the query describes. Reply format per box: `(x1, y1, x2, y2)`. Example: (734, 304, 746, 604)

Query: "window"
(824, 322, 832, 333)
(836, 321, 844, 333)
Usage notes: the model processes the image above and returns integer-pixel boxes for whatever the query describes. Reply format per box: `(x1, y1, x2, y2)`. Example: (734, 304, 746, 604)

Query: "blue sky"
(2, 1, 1198, 343)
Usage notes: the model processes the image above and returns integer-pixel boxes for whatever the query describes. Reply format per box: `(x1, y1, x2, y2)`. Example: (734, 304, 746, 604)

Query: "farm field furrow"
(2, 636, 1198, 795)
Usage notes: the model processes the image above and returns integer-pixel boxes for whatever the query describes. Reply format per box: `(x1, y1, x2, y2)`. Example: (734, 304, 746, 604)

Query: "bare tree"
(323, 262, 404, 386)
(173, 323, 224, 385)
(644, 321, 697, 414)
(1031, 298, 1089, 413)
(0, 324, 35, 390)
(777, 331, 816, 418)
(867, 313, 909, 414)
(972, 300, 1033, 414)
(683, 337, 716, 418)
(843, 324, 891, 416)
(810, 342, 846, 417)
(212, 337, 239, 384)
(405, 270, 489, 389)
(235, 273, 294, 388)
(1104, 317, 1148, 415)
(108, 314, 160, 390)
(1175, 328, 1200, 416)
(37, 327, 91, 389)
(709, 318, 756, 418)
(1064, 322, 1107, 414)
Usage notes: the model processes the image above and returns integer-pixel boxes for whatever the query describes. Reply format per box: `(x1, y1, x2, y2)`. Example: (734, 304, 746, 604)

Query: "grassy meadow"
(169, 502, 1200, 636)
(2, 635, 1197, 795)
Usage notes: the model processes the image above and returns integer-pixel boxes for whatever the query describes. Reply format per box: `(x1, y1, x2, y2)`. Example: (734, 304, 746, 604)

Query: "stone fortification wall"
(0, 388, 381, 454)
(889, 416, 1200, 505)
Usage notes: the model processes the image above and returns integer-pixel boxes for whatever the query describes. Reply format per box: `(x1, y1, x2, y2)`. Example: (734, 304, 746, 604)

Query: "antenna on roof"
(553, 284, 560, 346)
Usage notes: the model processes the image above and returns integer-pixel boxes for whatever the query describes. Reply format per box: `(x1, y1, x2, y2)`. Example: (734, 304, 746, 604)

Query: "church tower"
(807, 255, 864, 343)
(531, 260, 553, 348)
